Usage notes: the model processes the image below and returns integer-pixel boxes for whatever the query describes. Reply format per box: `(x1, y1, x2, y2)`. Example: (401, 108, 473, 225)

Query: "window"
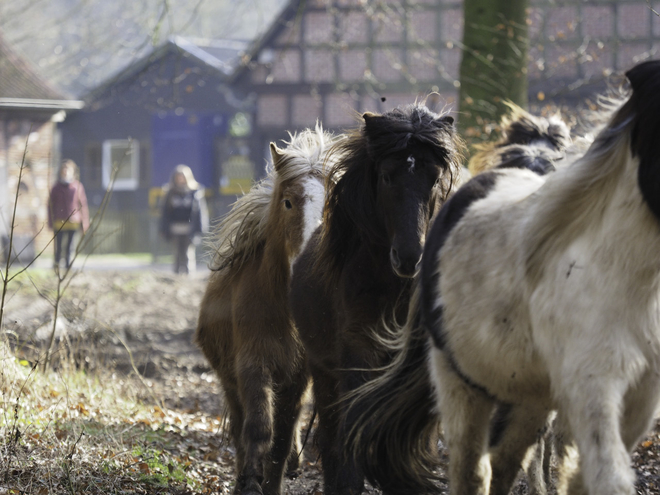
(102, 140, 140, 190)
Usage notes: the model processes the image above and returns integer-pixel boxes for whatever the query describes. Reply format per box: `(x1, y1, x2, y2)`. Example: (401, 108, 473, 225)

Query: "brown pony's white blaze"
(298, 175, 325, 263)
(270, 144, 325, 271)
(196, 124, 339, 495)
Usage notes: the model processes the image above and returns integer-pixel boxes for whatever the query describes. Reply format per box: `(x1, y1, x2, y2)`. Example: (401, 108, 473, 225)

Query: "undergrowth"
(0, 340, 230, 495)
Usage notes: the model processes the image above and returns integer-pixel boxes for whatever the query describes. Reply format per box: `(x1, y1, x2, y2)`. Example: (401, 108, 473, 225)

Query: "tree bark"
(458, 0, 529, 143)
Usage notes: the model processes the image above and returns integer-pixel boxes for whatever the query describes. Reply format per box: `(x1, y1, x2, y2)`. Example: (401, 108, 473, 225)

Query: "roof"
(0, 33, 82, 111)
(229, 0, 302, 84)
(84, 36, 250, 102)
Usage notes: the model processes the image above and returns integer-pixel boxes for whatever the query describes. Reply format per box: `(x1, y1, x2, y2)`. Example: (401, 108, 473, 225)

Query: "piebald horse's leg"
(488, 403, 550, 495)
(429, 347, 494, 495)
(620, 369, 660, 453)
(560, 374, 634, 495)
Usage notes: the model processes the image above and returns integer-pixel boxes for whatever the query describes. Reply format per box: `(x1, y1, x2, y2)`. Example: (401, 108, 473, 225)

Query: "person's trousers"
(173, 235, 196, 274)
(55, 230, 76, 268)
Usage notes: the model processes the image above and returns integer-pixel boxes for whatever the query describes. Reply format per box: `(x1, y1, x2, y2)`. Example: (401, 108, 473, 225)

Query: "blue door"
(151, 112, 226, 189)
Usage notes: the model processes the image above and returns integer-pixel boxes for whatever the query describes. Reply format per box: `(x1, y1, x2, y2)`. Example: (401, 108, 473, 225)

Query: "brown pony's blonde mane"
(207, 124, 338, 272)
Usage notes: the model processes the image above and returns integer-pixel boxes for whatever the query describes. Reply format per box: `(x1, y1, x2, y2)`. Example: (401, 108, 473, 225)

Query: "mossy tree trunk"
(458, 0, 530, 144)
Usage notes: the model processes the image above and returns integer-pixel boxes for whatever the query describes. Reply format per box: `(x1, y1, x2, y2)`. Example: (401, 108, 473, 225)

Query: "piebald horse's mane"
(523, 87, 648, 286)
(319, 104, 464, 277)
(469, 102, 571, 175)
(208, 124, 337, 272)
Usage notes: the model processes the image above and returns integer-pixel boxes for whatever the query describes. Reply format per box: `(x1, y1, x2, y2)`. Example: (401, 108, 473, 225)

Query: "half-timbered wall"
(250, 0, 659, 135)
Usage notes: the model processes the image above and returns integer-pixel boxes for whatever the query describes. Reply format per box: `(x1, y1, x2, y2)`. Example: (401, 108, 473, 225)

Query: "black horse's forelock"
(318, 104, 462, 278)
(363, 105, 457, 163)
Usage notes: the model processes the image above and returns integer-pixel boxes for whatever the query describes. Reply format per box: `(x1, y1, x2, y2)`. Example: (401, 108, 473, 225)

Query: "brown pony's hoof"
(233, 476, 264, 495)
(285, 467, 301, 479)
(241, 479, 264, 495)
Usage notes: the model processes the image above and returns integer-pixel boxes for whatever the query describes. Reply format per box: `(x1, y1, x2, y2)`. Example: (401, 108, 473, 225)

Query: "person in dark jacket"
(47, 159, 89, 270)
(159, 164, 208, 274)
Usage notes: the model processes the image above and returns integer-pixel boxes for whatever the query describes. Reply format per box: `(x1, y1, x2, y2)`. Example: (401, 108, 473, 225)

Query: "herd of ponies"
(195, 60, 660, 495)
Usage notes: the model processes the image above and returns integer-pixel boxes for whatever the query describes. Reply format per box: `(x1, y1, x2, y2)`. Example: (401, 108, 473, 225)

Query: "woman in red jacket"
(47, 160, 89, 270)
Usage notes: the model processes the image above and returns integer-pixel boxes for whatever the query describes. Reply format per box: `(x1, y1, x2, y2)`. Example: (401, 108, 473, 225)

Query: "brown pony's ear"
(270, 142, 285, 171)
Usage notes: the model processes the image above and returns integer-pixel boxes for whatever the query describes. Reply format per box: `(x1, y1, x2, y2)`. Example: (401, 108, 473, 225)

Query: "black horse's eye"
(381, 173, 391, 186)
(284, 199, 292, 209)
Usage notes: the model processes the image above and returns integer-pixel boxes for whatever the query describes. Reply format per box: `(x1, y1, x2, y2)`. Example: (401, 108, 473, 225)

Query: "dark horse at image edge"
(289, 104, 465, 495)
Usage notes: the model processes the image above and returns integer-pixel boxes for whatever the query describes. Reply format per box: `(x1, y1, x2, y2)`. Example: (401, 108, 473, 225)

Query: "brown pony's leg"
(220, 376, 247, 482)
(236, 361, 274, 495)
(286, 417, 302, 474)
(262, 367, 308, 495)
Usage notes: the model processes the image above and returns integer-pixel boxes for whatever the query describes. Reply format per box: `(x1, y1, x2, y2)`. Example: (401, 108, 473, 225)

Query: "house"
(234, 0, 657, 163)
(61, 0, 658, 255)
(58, 37, 251, 254)
(0, 33, 82, 263)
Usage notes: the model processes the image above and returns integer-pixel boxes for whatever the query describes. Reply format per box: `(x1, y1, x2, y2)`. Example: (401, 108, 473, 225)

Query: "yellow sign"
(220, 155, 254, 195)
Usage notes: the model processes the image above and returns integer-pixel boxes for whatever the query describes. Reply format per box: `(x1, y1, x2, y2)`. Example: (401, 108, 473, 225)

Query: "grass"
(0, 340, 231, 495)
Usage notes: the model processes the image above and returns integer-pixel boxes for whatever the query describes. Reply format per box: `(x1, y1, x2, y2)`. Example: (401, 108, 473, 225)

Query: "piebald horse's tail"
(344, 282, 442, 494)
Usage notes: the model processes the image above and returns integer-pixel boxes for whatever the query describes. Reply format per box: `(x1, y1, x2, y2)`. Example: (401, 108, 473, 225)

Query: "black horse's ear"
(625, 60, 660, 95)
(270, 142, 285, 172)
(363, 112, 383, 131)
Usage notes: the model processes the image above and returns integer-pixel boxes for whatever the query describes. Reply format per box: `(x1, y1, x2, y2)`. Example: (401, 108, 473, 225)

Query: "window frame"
(102, 139, 140, 190)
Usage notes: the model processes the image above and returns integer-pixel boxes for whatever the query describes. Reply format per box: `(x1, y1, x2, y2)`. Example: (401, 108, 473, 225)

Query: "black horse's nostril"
(390, 248, 401, 269)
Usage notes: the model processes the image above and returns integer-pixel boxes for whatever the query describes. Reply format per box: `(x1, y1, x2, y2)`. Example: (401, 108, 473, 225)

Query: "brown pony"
(196, 125, 339, 495)
(289, 105, 465, 495)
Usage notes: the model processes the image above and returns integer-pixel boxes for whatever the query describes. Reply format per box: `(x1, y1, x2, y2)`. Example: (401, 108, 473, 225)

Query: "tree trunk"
(458, 0, 529, 144)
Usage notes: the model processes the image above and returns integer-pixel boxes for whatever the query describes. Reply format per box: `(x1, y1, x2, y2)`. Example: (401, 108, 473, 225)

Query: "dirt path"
(3, 269, 660, 494)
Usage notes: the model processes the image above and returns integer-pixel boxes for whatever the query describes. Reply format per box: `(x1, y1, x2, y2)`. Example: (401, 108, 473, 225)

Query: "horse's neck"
(261, 239, 291, 292)
(342, 241, 411, 311)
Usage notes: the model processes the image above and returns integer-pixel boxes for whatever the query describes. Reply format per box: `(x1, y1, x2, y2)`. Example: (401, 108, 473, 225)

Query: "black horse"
(289, 104, 464, 494)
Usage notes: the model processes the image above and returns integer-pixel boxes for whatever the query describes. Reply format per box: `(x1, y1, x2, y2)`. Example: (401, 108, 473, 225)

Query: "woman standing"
(47, 159, 89, 270)
(159, 164, 208, 274)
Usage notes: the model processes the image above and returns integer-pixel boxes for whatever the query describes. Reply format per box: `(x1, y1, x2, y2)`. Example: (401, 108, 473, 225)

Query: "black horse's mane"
(318, 104, 464, 278)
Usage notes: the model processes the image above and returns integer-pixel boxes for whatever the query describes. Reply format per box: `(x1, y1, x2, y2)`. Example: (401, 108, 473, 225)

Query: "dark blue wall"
(151, 111, 227, 189)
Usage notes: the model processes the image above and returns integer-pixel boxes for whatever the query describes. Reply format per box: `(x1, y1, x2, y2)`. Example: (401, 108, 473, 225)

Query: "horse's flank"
(524, 98, 635, 287)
